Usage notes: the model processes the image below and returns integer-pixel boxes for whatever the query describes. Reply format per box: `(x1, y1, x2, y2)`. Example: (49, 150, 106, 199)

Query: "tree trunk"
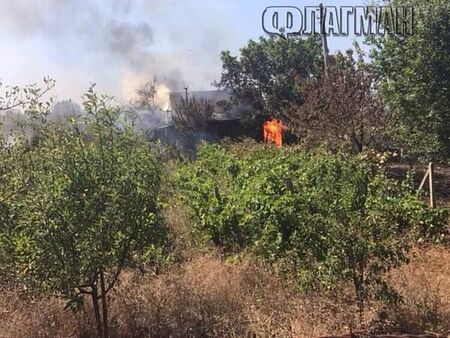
(353, 267, 365, 327)
(100, 269, 109, 338)
(353, 276, 365, 328)
(356, 288, 364, 326)
(91, 285, 103, 338)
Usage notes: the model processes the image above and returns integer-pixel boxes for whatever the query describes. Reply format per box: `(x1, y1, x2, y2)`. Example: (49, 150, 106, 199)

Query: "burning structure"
(148, 89, 285, 151)
(148, 89, 249, 151)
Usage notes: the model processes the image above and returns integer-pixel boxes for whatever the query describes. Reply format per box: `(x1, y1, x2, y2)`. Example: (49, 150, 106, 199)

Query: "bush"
(175, 143, 448, 320)
(1, 87, 168, 338)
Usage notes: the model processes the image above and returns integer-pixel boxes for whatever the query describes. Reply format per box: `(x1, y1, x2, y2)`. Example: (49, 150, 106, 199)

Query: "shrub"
(282, 46, 386, 153)
(175, 143, 448, 321)
(1, 87, 168, 338)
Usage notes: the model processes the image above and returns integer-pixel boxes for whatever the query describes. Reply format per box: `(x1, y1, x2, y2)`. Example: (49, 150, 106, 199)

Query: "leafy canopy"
(217, 35, 323, 122)
(2, 87, 167, 309)
(369, 0, 450, 157)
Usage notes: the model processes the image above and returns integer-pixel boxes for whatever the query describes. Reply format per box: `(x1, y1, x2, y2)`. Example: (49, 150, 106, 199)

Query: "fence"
(418, 162, 436, 208)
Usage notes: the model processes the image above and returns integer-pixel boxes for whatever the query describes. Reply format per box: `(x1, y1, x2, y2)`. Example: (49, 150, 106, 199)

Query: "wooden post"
(417, 162, 436, 209)
(418, 167, 430, 191)
(429, 162, 435, 208)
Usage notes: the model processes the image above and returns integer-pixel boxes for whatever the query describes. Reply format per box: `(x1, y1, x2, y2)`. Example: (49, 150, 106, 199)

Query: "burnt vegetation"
(283, 49, 386, 153)
(172, 96, 214, 132)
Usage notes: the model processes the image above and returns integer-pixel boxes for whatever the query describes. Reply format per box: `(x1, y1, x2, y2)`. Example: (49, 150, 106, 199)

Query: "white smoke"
(0, 0, 239, 103)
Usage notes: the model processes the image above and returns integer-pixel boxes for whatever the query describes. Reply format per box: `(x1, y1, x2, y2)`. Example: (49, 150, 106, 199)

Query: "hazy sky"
(0, 0, 367, 104)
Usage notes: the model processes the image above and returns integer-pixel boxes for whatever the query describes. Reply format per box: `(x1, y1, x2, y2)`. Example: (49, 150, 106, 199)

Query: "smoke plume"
(0, 0, 239, 105)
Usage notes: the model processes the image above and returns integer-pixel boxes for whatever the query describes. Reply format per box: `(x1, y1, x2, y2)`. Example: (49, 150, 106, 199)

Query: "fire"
(262, 118, 284, 147)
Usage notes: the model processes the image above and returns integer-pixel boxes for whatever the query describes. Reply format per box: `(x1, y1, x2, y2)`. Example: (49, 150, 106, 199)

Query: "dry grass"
(1, 200, 449, 337)
(1, 246, 449, 338)
(379, 246, 450, 334)
(0, 255, 348, 338)
(0, 286, 84, 338)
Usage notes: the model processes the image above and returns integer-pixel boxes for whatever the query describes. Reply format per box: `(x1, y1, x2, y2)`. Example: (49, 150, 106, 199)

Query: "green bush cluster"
(175, 142, 447, 317)
(0, 88, 168, 337)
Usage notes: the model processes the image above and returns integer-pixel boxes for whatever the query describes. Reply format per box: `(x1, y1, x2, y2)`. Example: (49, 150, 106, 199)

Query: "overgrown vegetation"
(283, 46, 386, 152)
(0, 86, 167, 338)
(369, 0, 450, 157)
(1, 0, 450, 335)
(1, 78, 449, 336)
(175, 142, 447, 320)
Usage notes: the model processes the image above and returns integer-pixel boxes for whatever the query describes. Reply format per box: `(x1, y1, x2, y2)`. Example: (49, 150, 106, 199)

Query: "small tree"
(283, 47, 385, 152)
(8, 87, 167, 338)
(133, 81, 157, 110)
(172, 96, 214, 132)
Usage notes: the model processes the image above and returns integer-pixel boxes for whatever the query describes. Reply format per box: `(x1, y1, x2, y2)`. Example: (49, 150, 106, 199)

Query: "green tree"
(217, 35, 323, 127)
(0, 78, 56, 278)
(6, 87, 167, 338)
(0, 135, 17, 278)
(369, 0, 450, 157)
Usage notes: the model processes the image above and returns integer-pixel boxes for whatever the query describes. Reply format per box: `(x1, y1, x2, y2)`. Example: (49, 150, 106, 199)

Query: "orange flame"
(262, 118, 284, 147)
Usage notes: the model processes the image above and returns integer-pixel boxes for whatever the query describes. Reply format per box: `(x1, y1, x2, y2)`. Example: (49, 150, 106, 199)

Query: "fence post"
(429, 162, 435, 208)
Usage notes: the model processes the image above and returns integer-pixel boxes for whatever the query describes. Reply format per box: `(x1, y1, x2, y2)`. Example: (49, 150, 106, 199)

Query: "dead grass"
(379, 246, 450, 334)
(1, 246, 448, 338)
(0, 286, 84, 338)
(1, 201, 449, 337)
(0, 255, 349, 338)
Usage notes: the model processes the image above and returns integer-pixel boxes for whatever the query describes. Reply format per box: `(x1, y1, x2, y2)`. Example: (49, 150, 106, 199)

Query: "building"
(148, 90, 251, 152)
